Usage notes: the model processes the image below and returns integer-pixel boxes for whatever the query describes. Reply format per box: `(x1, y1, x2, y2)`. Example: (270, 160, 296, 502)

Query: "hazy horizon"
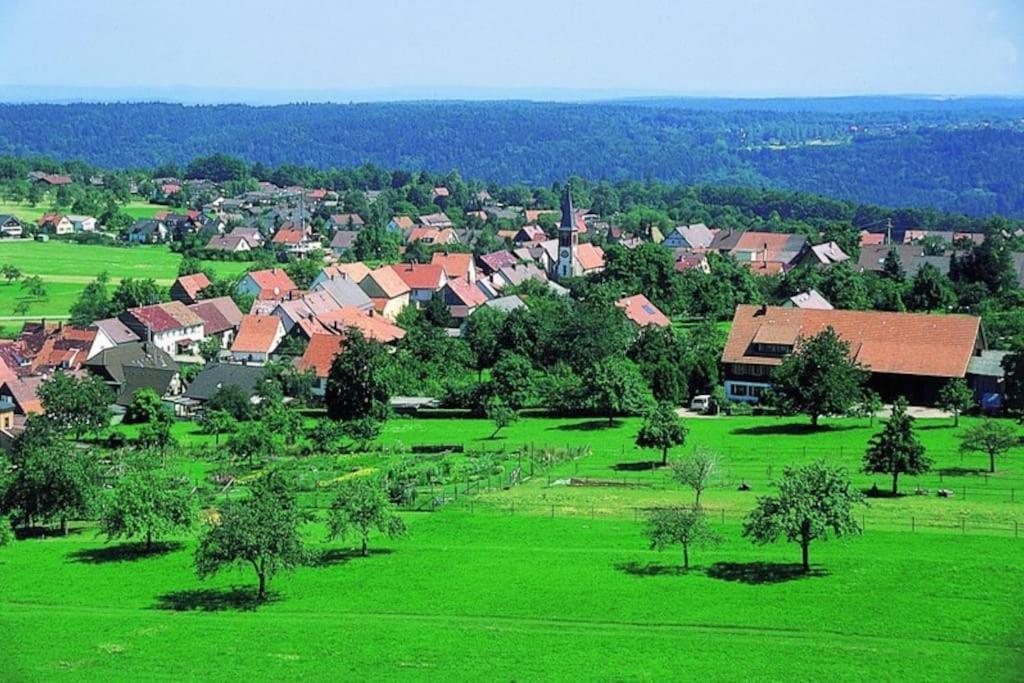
(1, 0, 1022, 103)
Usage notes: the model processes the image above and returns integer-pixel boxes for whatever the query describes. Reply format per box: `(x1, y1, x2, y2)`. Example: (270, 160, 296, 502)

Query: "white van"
(689, 394, 712, 413)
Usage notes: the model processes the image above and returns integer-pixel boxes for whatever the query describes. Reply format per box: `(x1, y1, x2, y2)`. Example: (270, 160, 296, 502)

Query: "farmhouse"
(721, 304, 983, 405)
(84, 341, 182, 407)
(37, 214, 74, 235)
(119, 302, 206, 357)
(0, 214, 23, 238)
(187, 297, 244, 348)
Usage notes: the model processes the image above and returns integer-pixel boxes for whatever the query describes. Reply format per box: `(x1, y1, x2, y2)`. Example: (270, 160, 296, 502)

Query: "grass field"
(0, 241, 256, 333)
(0, 198, 166, 223)
(3, 413, 1023, 679)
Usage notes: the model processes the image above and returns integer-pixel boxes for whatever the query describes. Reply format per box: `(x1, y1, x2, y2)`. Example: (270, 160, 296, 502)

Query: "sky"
(0, 0, 1022, 101)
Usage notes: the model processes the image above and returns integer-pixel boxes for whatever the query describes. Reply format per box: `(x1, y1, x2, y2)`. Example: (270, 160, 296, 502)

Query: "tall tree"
(635, 402, 688, 466)
(645, 507, 721, 570)
(195, 471, 304, 600)
(742, 461, 864, 572)
(862, 398, 931, 495)
(905, 263, 957, 312)
(587, 356, 652, 427)
(768, 327, 868, 427)
(325, 331, 392, 422)
(958, 419, 1018, 473)
(327, 478, 407, 557)
(68, 272, 111, 326)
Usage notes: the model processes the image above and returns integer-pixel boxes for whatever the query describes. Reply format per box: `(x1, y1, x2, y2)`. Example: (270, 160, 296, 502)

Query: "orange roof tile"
(231, 315, 283, 354)
(615, 294, 671, 328)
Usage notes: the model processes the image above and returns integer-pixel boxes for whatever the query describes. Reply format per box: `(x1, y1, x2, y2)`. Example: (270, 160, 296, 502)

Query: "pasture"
(1, 413, 1014, 679)
(0, 199, 165, 224)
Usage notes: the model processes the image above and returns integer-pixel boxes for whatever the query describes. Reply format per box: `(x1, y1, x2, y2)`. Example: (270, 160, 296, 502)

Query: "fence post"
(963, 486, 967, 500)
(720, 508, 725, 524)
(911, 516, 915, 532)
(470, 500, 474, 514)
(961, 518, 966, 534)
(550, 504, 555, 518)
(633, 507, 638, 522)
(1015, 521, 1019, 538)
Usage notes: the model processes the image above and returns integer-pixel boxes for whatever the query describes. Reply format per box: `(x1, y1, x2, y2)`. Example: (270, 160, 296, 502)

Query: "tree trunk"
(361, 536, 368, 557)
(60, 516, 68, 536)
(801, 541, 810, 572)
(146, 529, 153, 551)
(953, 410, 959, 428)
(811, 413, 820, 428)
(682, 543, 689, 570)
(891, 470, 899, 496)
(990, 452, 996, 474)
(607, 408, 614, 428)
(661, 447, 668, 466)
(258, 571, 266, 600)
(694, 490, 702, 510)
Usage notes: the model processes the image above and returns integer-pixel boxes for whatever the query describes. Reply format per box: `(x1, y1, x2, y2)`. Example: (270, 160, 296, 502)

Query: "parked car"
(690, 394, 712, 413)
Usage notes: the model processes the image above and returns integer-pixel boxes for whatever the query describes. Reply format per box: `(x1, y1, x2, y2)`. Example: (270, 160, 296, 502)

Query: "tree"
(644, 507, 721, 570)
(342, 416, 383, 450)
(327, 477, 407, 557)
(124, 388, 164, 424)
(768, 327, 868, 427)
(21, 275, 46, 299)
(1002, 343, 1024, 416)
(137, 413, 175, 456)
(0, 515, 12, 548)
(200, 408, 236, 446)
(635, 402, 688, 466)
(488, 351, 534, 409)
(958, 420, 1018, 473)
(485, 396, 518, 438)
(206, 384, 252, 421)
(110, 277, 162, 315)
(937, 378, 974, 427)
(2, 419, 99, 534)
(905, 263, 957, 312)
(36, 371, 112, 438)
(882, 247, 905, 281)
(197, 336, 223, 363)
(325, 330, 392, 422)
(463, 307, 504, 379)
(177, 256, 203, 277)
(862, 398, 931, 495)
(860, 389, 883, 427)
(307, 418, 347, 454)
(100, 454, 193, 550)
(742, 461, 864, 572)
(195, 471, 304, 600)
(1, 263, 21, 284)
(68, 272, 111, 326)
(227, 422, 280, 467)
(670, 448, 717, 508)
(587, 356, 652, 427)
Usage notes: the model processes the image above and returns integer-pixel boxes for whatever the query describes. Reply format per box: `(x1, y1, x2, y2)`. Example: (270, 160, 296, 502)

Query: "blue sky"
(0, 0, 1021, 100)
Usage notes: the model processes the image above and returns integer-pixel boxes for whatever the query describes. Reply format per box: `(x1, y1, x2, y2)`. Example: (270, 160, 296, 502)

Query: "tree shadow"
(863, 487, 903, 499)
(938, 467, 986, 477)
(14, 526, 86, 540)
(615, 561, 691, 577)
(153, 586, 278, 612)
(705, 562, 827, 585)
(307, 547, 394, 567)
(67, 541, 184, 564)
(548, 419, 617, 432)
(612, 460, 664, 472)
(730, 423, 856, 437)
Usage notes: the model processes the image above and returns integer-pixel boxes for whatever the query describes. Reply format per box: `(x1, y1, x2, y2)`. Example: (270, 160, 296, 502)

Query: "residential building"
(236, 268, 298, 300)
(857, 245, 951, 277)
(662, 223, 716, 250)
(126, 219, 168, 244)
(326, 213, 365, 231)
(615, 294, 671, 328)
(391, 263, 448, 305)
(311, 276, 374, 312)
(230, 315, 285, 364)
(785, 290, 834, 310)
(0, 214, 23, 238)
(295, 333, 343, 397)
(37, 213, 74, 235)
(804, 241, 850, 267)
(119, 302, 205, 357)
(710, 230, 809, 274)
(431, 252, 476, 283)
(188, 297, 244, 348)
(359, 267, 412, 320)
(170, 273, 213, 305)
(84, 341, 181, 407)
(329, 230, 359, 255)
(179, 363, 266, 417)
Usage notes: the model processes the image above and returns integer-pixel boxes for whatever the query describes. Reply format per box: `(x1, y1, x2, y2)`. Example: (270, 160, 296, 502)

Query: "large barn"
(721, 305, 986, 405)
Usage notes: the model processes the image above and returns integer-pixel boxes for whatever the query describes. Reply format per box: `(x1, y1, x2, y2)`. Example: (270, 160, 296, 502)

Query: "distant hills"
(1, 97, 1023, 216)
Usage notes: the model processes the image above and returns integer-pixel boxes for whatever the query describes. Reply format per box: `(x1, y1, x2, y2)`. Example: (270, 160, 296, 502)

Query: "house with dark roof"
(721, 305, 983, 405)
(0, 214, 23, 238)
(126, 219, 168, 244)
(205, 234, 253, 253)
(311, 276, 374, 312)
(329, 230, 359, 255)
(478, 249, 519, 275)
(179, 363, 267, 417)
(856, 245, 951, 277)
(84, 341, 181, 407)
(326, 214, 365, 231)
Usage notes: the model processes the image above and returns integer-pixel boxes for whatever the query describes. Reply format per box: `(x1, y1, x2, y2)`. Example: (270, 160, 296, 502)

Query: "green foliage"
(768, 326, 868, 426)
(205, 384, 252, 421)
(670, 448, 718, 508)
(197, 336, 223, 363)
(862, 398, 931, 495)
(957, 419, 1018, 473)
(195, 471, 304, 599)
(635, 402, 688, 466)
(325, 331, 392, 422)
(136, 413, 176, 454)
(124, 388, 164, 425)
(644, 508, 722, 569)
(37, 371, 112, 438)
(742, 461, 864, 571)
(100, 454, 193, 549)
(488, 352, 534, 409)
(327, 477, 407, 556)
(485, 396, 519, 438)
(199, 408, 236, 445)
(177, 255, 204, 277)
(110, 277, 163, 315)
(936, 378, 974, 426)
(227, 422, 281, 467)
(68, 271, 111, 326)
(587, 356, 652, 426)
(905, 263, 957, 312)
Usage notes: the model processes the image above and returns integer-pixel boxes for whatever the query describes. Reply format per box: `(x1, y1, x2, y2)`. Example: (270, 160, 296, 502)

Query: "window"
(732, 384, 749, 396)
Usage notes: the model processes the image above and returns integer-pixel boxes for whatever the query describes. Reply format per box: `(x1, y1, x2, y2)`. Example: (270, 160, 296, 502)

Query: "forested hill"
(2, 99, 1024, 216)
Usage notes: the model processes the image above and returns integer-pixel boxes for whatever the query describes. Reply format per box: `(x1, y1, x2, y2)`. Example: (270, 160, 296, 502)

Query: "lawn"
(0, 241, 256, 326)
(0, 198, 166, 223)
(0, 512, 1020, 680)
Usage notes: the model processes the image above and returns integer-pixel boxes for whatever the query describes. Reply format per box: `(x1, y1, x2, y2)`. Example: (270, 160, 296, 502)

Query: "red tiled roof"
(446, 277, 488, 308)
(615, 294, 671, 328)
(295, 333, 343, 378)
(271, 227, 305, 245)
(245, 269, 298, 299)
(722, 305, 981, 378)
(479, 250, 518, 273)
(174, 273, 212, 301)
(391, 263, 446, 291)
(231, 315, 283, 354)
(127, 301, 202, 333)
(365, 266, 411, 299)
(188, 297, 243, 335)
(322, 262, 371, 284)
(575, 243, 605, 271)
(430, 252, 473, 280)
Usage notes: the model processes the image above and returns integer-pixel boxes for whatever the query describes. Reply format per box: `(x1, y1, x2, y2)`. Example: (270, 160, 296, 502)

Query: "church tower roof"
(560, 186, 576, 231)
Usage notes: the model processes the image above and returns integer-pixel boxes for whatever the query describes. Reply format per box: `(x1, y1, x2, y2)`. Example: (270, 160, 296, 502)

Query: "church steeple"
(555, 185, 578, 280)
